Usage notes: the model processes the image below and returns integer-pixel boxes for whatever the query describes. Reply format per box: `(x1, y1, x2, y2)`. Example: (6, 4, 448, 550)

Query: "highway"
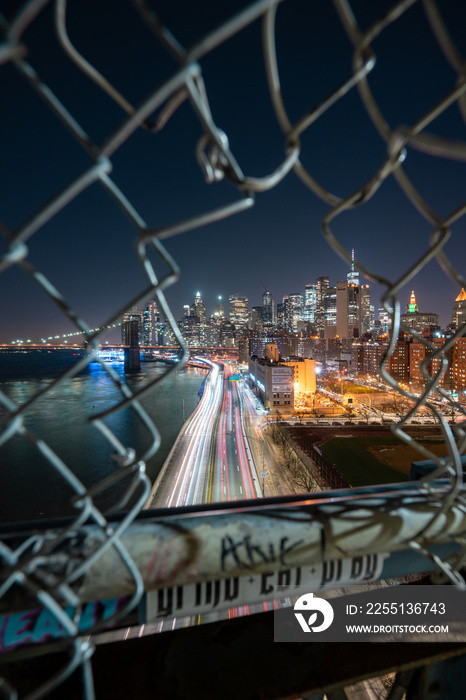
(163, 359, 223, 507)
(97, 362, 276, 642)
(149, 361, 261, 508)
(207, 364, 261, 503)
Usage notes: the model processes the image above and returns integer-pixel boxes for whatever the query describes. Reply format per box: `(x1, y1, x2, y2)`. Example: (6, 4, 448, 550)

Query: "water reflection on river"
(0, 351, 204, 522)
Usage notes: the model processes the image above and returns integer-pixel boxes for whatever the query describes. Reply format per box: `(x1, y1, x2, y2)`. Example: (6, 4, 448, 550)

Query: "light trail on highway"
(207, 364, 259, 503)
(102, 361, 277, 641)
(165, 359, 223, 508)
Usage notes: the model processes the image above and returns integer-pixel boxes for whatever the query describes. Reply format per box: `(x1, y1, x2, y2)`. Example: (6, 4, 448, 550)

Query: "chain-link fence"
(1, 0, 466, 697)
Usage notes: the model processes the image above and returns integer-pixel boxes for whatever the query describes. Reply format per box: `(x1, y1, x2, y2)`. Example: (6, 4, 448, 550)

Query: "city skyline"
(1, 1, 465, 344)
(2, 275, 462, 345)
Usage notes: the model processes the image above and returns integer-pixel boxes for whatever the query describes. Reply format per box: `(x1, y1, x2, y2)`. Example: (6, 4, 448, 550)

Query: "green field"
(320, 436, 413, 486)
(344, 385, 380, 394)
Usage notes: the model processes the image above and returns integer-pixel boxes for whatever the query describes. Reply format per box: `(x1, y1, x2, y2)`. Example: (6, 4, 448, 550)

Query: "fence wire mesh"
(1, 0, 466, 697)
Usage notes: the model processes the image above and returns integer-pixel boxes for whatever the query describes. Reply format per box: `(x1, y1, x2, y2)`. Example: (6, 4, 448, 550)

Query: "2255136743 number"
(366, 602, 446, 615)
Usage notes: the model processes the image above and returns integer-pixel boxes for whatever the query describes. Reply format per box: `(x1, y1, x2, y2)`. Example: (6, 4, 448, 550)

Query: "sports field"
(320, 435, 447, 487)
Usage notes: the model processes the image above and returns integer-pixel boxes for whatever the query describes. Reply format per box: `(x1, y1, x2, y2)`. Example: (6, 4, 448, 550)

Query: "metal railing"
(1, 0, 466, 697)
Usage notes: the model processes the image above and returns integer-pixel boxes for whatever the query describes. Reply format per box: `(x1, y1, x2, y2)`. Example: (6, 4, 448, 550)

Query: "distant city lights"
(9, 322, 125, 345)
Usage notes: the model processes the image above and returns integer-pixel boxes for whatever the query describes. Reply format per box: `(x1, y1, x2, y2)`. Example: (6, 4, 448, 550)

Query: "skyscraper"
(216, 296, 225, 318)
(332, 250, 362, 338)
(282, 295, 290, 329)
(324, 287, 337, 339)
(452, 289, 466, 333)
(336, 280, 360, 338)
(378, 308, 392, 334)
(229, 294, 249, 332)
(262, 288, 274, 326)
(401, 291, 438, 333)
(315, 275, 330, 338)
(406, 290, 419, 314)
(347, 248, 359, 286)
(142, 299, 159, 345)
(360, 284, 372, 334)
(249, 306, 263, 330)
(192, 290, 206, 323)
(289, 293, 304, 331)
(303, 283, 317, 325)
(276, 302, 285, 329)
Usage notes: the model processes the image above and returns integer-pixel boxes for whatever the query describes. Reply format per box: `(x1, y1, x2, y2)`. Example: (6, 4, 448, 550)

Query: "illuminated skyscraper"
(229, 294, 249, 331)
(324, 287, 337, 339)
(378, 307, 392, 334)
(284, 293, 303, 331)
(276, 302, 285, 329)
(336, 280, 360, 338)
(303, 283, 317, 324)
(249, 306, 263, 330)
(216, 296, 225, 318)
(192, 290, 206, 323)
(347, 248, 359, 286)
(401, 291, 438, 333)
(142, 299, 159, 345)
(452, 289, 466, 332)
(334, 251, 361, 338)
(219, 319, 236, 347)
(360, 284, 372, 334)
(407, 290, 419, 314)
(315, 275, 330, 337)
(262, 288, 274, 326)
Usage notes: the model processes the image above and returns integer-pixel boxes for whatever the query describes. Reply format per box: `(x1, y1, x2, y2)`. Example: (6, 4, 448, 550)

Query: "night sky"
(1, 0, 465, 343)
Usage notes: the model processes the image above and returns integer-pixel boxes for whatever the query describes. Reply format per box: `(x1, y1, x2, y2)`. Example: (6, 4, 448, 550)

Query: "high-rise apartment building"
(229, 294, 249, 332)
(315, 275, 330, 337)
(387, 335, 410, 381)
(262, 288, 274, 326)
(409, 338, 453, 389)
(452, 338, 466, 391)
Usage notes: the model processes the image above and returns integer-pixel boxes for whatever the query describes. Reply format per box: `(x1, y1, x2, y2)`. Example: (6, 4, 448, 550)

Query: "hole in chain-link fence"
(1, 0, 466, 697)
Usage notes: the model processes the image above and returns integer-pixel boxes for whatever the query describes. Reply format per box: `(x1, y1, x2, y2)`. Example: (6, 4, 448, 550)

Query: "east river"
(0, 350, 205, 523)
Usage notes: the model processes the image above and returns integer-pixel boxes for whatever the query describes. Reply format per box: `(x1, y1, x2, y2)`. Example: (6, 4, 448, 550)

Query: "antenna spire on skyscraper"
(347, 248, 359, 286)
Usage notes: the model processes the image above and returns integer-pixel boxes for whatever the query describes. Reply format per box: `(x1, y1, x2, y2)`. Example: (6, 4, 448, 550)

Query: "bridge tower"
(123, 320, 141, 372)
